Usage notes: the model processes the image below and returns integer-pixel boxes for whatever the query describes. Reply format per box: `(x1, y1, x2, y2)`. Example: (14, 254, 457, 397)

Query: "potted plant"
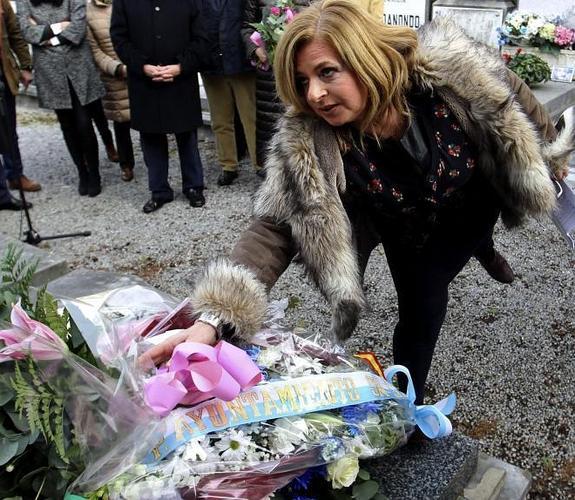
(503, 49, 552, 87)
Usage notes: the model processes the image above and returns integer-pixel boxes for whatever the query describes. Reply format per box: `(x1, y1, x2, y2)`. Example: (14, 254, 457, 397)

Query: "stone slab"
(0, 232, 69, 286)
(463, 452, 531, 500)
(365, 433, 479, 500)
(531, 81, 575, 122)
(46, 268, 174, 302)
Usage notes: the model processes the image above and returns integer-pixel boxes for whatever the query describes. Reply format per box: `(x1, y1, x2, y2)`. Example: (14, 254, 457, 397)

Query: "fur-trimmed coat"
(191, 17, 574, 343)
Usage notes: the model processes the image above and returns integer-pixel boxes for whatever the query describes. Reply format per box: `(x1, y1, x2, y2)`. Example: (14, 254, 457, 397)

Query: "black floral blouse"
(342, 91, 478, 245)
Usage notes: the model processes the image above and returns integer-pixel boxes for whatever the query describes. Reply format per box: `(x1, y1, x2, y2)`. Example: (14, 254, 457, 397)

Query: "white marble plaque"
(432, 6, 505, 47)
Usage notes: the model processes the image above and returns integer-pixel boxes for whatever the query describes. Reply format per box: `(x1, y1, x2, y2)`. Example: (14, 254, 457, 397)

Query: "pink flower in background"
(270, 6, 281, 16)
(284, 7, 294, 23)
(554, 26, 575, 47)
(0, 301, 68, 362)
(250, 31, 264, 48)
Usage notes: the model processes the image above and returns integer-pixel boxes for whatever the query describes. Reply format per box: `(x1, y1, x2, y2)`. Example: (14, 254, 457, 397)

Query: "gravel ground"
(3, 108, 575, 499)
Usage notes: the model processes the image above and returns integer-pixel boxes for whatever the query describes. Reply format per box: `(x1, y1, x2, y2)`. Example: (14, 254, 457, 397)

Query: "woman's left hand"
(554, 166, 569, 181)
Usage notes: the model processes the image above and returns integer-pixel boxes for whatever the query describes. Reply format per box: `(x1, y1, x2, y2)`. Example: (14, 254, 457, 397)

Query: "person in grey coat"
(17, 0, 106, 197)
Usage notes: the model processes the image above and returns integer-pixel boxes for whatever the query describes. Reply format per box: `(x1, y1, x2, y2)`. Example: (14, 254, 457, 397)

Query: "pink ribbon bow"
(144, 341, 262, 416)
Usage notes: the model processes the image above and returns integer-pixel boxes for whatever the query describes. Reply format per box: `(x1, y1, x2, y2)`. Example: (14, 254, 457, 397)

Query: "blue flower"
(285, 466, 327, 497)
(321, 437, 345, 462)
(245, 345, 261, 362)
(341, 402, 381, 425)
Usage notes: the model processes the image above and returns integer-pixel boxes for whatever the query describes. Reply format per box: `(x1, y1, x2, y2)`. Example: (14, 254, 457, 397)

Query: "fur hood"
(192, 18, 574, 343)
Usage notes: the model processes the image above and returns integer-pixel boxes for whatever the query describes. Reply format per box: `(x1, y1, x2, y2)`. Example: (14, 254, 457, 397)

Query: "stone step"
(463, 452, 531, 500)
(0, 233, 69, 286)
(365, 433, 479, 499)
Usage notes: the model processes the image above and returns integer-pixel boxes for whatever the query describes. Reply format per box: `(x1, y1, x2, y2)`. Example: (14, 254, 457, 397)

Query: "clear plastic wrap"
(0, 296, 455, 500)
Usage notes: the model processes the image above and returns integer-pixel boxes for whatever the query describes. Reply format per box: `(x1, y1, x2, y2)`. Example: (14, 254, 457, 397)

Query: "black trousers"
(113, 120, 135, 169)
(86, 98, 114, 147)
(54, 83, 100, 183)
(140, 129, 204, 201)
(0, 74, 22, 180)
(379, 174, 501, 404)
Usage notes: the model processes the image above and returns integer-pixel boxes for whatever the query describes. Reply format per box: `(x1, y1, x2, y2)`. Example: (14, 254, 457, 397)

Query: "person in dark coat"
(111, 0, 207, 212)
(1, 0, 42, 193)
(201, 0, 261, 187)
(0, 74, 32, 210)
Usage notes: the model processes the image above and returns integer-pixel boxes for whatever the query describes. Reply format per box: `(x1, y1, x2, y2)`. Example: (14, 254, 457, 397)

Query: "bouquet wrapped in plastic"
(0, 292, 455, 500)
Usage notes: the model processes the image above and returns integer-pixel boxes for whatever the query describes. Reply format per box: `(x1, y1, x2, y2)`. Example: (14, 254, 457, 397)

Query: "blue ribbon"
(384, 365, 456, 439)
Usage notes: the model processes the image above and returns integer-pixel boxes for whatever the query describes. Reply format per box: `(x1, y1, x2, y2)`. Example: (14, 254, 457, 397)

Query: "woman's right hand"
(60, 21, 71, 30)
(138, 322, 218, 368)
(255, 47, 268, 66)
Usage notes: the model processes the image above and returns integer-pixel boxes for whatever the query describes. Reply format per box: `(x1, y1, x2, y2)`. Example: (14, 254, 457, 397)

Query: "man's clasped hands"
(143, 64, 181, 83)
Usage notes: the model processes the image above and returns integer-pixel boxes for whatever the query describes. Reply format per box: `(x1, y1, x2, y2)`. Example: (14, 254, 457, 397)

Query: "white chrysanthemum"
(268, 417, 309, 454)
(287, 355, 323, 376)
(215, 429, 253, 461)
(256, 346, 283, 368)
(181, 437, 208, 462)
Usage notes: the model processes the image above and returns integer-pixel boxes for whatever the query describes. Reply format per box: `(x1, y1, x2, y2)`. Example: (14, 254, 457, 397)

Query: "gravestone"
(0, 233, 68, 286)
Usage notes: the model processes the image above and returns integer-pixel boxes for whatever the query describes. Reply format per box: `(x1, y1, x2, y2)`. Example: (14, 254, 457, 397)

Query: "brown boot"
(8, 175, 41, 192)
(475, 249, 515, 284)
(106, 143, 119, 163)
(120, 166, 134, 182)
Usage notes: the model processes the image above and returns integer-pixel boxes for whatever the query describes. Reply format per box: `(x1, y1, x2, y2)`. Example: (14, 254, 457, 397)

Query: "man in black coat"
(111, 0, 208, 212)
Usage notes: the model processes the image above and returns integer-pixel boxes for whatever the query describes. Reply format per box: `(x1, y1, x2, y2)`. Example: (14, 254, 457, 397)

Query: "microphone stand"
(2, 92, 92, 245)
(17, 185, 91, 245)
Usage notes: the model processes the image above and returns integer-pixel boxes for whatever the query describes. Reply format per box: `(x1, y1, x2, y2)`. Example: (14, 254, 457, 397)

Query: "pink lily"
(270, 6, 281, 16)
(284, 8, 295, 23)
(97, 313, 165, 365)
(0, 301, 68, 362)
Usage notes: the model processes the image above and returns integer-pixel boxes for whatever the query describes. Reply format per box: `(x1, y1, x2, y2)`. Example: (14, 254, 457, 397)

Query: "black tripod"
(1, 84, 91, 246)
(17, 185, 91, 245)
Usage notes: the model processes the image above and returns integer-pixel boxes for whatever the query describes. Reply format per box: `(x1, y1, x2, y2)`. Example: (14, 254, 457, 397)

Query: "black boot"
(77, 163, 90, 196)
(87, 165, 102, 197)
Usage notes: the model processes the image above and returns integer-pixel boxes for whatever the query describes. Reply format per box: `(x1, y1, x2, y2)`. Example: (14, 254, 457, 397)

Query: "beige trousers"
(202, 72, 259, 172)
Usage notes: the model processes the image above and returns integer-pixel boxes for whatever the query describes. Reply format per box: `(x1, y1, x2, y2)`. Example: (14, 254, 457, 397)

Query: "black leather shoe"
(0, 195, 32, 211)
(475, 249, 514, 284)
(217, 170, 238, 186)
(143, 197, 172, 213)
(185, 188, 205, 207)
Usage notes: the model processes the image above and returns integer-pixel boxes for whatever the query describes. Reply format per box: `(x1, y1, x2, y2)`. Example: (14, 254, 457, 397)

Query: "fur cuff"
(543, 121, 575, 180)
(191, 259, 268, 342)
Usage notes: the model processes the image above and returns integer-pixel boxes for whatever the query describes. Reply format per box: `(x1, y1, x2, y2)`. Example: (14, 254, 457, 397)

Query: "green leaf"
(358, 469, 371, 481)
(0, 438, 19, 466)
(14, 434, 30, 455)
(6, 410, 30, 432)
(352, 480, 380, 500)
(0, 384, 14, 405)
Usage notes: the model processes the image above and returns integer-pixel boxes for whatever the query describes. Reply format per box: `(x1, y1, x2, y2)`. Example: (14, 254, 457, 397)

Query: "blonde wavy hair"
(274, 0, 419, 133)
